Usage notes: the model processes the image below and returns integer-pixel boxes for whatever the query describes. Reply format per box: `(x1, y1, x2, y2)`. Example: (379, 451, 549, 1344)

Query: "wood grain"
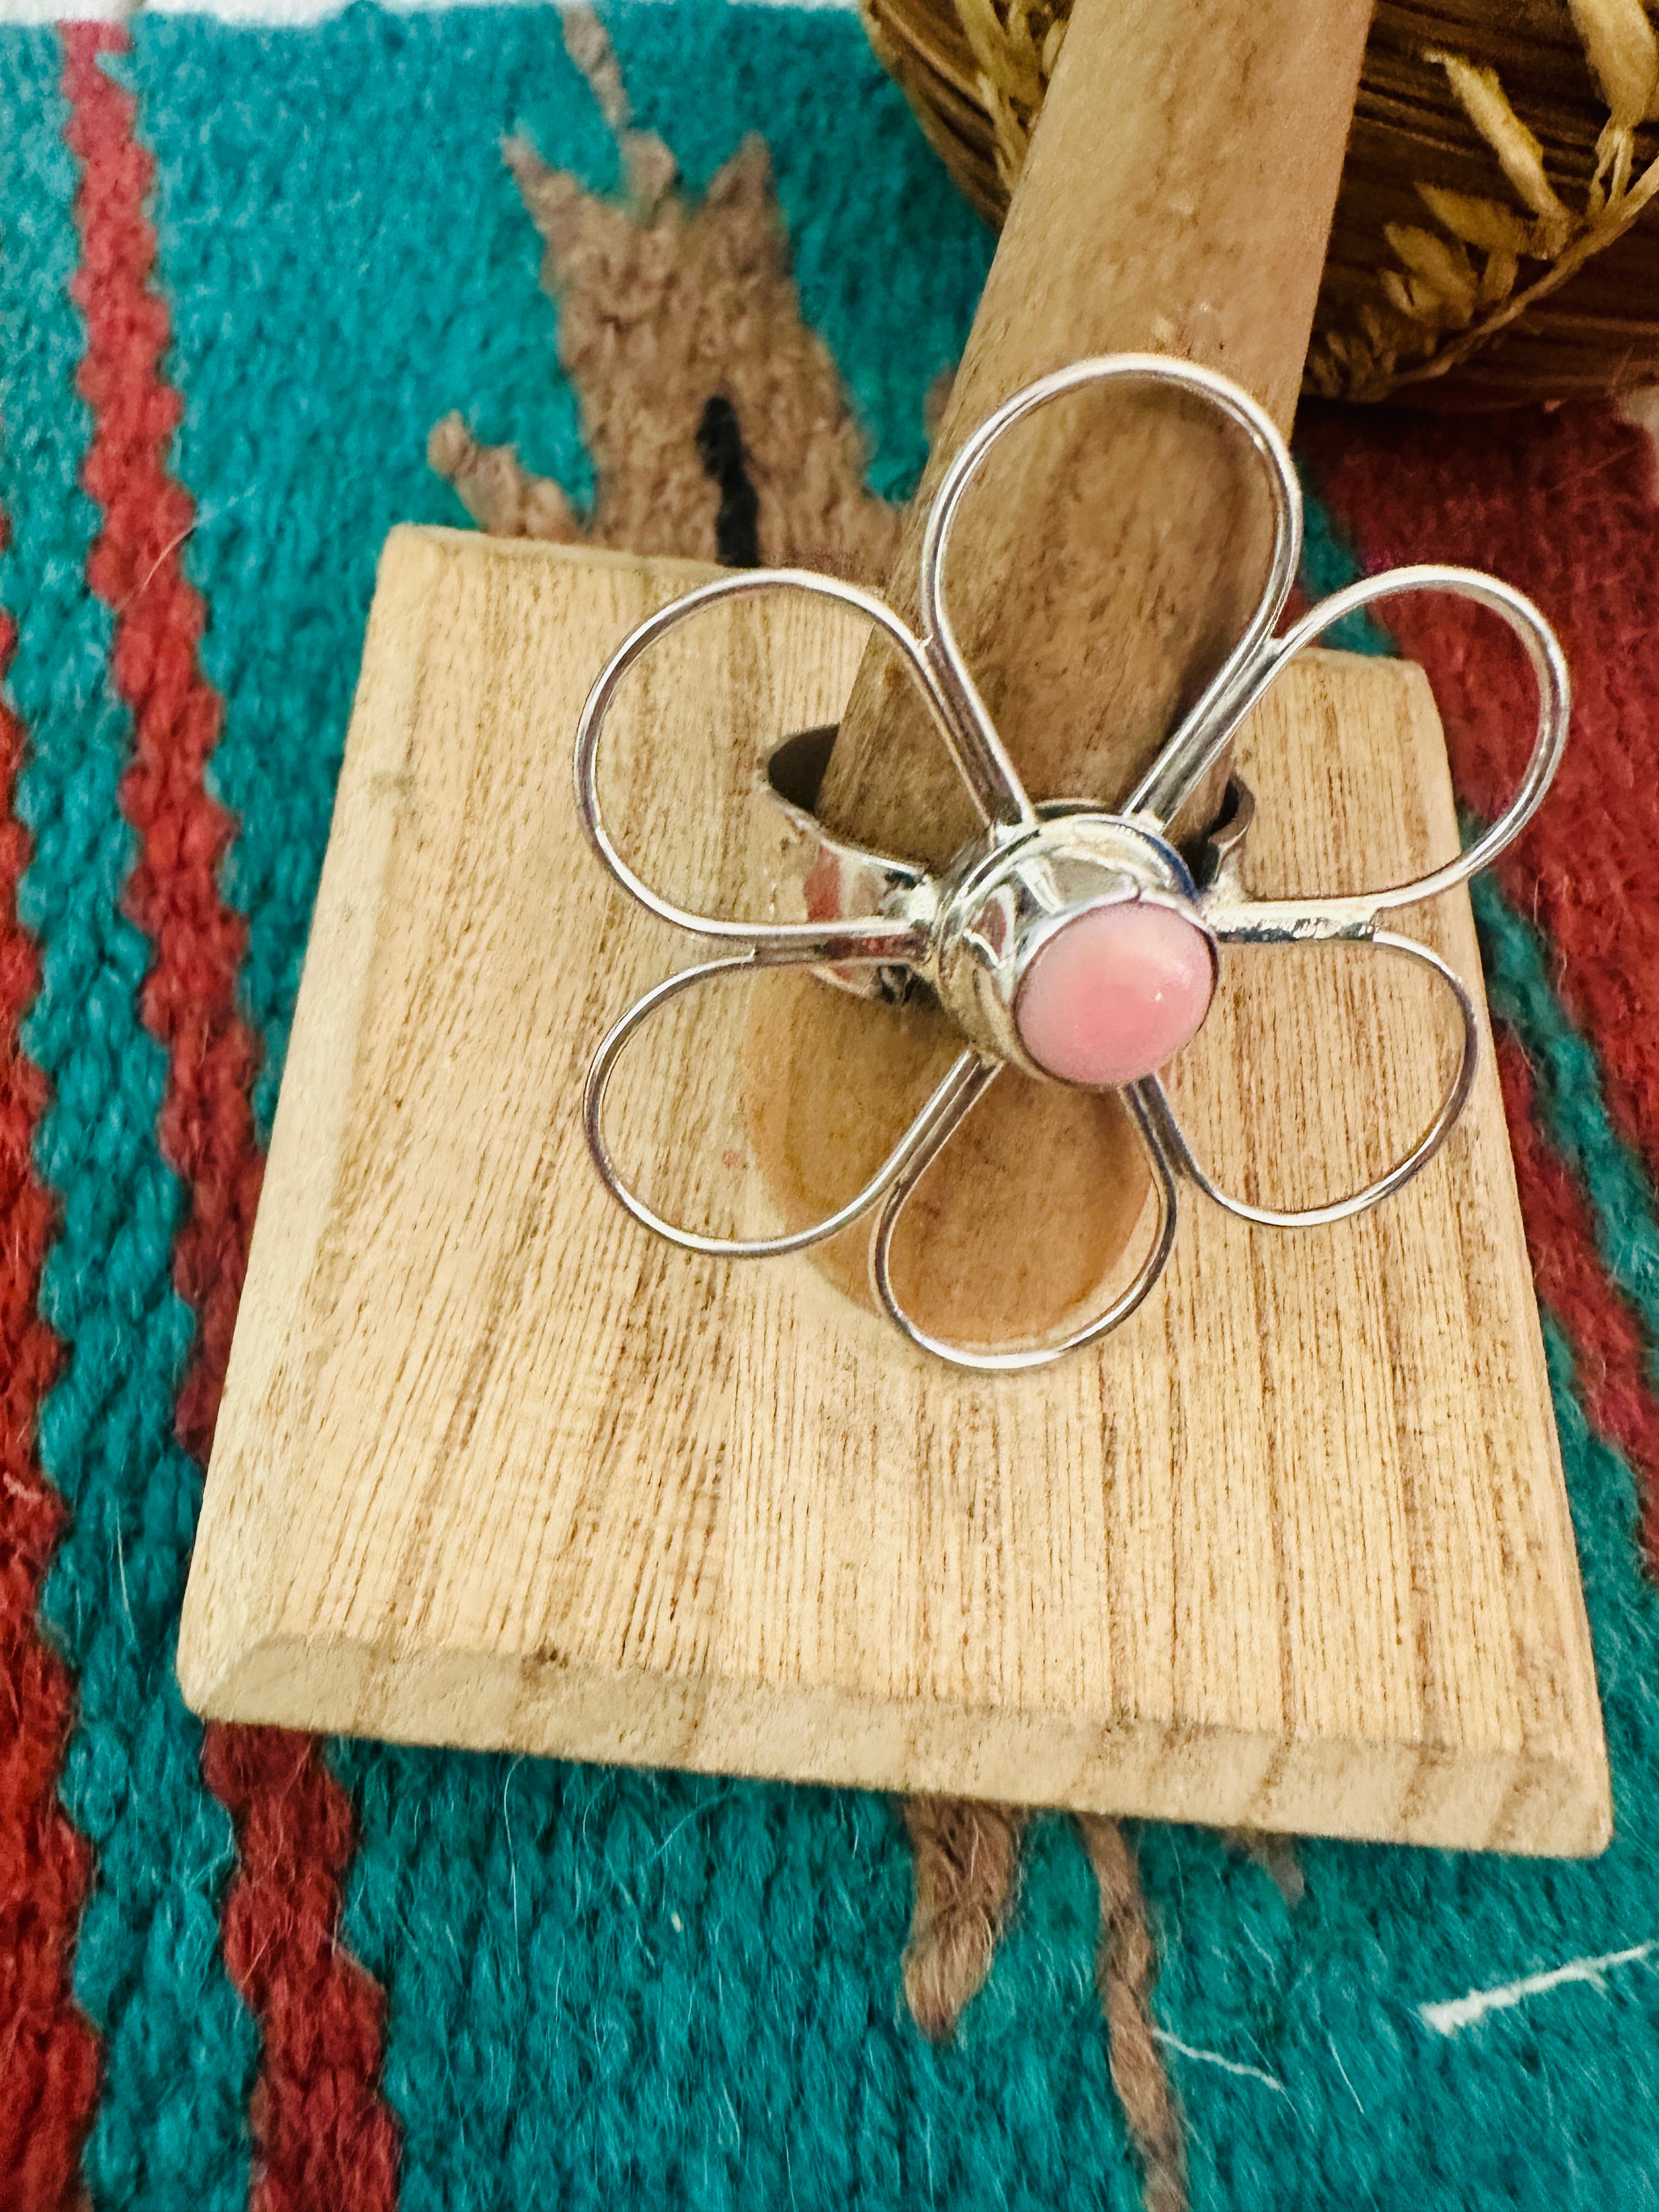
(786, 0, 1375, 1344)
(822, 0, 1375, 851)
(178, 526, 1609, 1854)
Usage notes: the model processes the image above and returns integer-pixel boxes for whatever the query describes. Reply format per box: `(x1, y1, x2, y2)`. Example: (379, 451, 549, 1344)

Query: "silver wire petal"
(1154, 561, 1566, 1224)
(583, 955, 985, 1259)
(1250, 563, 1571, 916)
(868, 1069, 1182, 1370)
(918, 357, 1304, 839)
(1172, 562, 1570, 945)
(574, 566, 955, 956)
(1137, 932, 1480, 1228)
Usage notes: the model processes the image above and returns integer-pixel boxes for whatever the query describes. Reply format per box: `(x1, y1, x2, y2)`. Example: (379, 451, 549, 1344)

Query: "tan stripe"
(430, 6, 900, 582)
(1077, 1816, 1189, 2212)
(899, 1796, 1028, 2042)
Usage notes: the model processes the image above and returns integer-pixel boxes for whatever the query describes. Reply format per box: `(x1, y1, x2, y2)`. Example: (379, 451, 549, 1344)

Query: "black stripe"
(695, 394, 761, 568)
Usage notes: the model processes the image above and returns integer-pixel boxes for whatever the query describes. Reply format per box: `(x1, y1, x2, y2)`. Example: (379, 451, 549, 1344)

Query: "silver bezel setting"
(925, 808, 1217, 1081)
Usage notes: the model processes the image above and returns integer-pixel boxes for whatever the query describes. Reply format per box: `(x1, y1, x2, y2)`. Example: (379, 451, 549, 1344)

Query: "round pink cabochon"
(1014, 902, 1215, 1087)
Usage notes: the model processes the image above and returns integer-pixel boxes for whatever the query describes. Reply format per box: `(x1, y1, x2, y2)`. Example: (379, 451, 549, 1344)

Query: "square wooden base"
(178, 526, 1609, 1854)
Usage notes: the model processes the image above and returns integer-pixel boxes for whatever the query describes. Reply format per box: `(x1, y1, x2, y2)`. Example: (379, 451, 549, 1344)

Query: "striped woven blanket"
(2, 6, 1658, 2207)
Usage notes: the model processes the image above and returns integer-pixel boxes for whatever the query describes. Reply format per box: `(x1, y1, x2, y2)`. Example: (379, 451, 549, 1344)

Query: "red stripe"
(199, 1729, 402, 2212)
(0, 507, 101, 2198)
(62, 29, 398, 2211)
(1300, 399, 1659, 1190)
(1498, 1034, 1659, 1559)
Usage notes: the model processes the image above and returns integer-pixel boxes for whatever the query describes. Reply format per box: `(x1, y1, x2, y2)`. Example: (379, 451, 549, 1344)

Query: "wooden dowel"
(754, 0, 1374, 1348)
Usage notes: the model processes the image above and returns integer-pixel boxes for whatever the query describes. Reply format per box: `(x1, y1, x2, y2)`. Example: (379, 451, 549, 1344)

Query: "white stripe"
(147, 0, 562, 18)
(1152, 2029, 1291, 2096)
(3, 0, 128, 20)
(1419, 1939, 1657, 2036)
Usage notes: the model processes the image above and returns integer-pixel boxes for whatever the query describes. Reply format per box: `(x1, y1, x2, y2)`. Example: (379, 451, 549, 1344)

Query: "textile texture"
(1, 5, 1658, 2207)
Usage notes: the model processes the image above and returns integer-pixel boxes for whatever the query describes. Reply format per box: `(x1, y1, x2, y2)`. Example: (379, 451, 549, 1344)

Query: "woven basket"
(861, 0, 1659, 404)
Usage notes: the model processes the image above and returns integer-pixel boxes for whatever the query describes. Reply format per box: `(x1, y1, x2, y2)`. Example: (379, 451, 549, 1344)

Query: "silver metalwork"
(927, 805, 1216, 1077)
(572, 353, 1572, 1371)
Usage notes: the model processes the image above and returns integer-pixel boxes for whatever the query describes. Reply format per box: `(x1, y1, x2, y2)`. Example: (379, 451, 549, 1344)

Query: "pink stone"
(1014, 901, 1215, 1086)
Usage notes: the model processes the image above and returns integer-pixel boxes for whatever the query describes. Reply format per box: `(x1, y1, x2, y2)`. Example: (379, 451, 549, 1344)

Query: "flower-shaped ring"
(573, 356, 1571, 1372)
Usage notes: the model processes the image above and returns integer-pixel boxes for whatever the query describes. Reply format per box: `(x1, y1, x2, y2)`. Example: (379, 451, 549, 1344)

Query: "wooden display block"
(177, 525, 1609, 1854)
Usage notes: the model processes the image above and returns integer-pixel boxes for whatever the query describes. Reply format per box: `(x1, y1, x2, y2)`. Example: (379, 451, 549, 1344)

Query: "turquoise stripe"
(331, 1742, 1142, 2212)
(133, 4, 611, 1141)
(1296, 485, 1396, 654)
(0, 32, 255, 2209)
